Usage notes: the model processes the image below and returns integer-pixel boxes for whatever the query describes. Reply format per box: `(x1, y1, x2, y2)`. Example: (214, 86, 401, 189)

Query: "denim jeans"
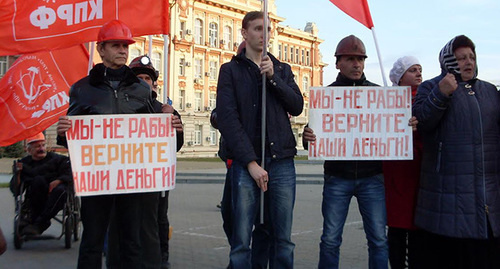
(229, 157, 296, 269)
(319, 174, 388, 269)
(221, 162, 270, 268)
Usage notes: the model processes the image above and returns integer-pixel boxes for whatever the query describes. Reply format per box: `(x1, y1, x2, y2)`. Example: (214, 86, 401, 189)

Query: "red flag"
(329, 0, 374, 28)
(0, 45, 89, 146)
(0, 0, 169, 56)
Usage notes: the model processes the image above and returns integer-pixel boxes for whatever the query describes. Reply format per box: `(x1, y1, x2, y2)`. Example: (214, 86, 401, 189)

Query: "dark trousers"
(78, 193, 159, 269)
(419, 227, 500, 269)
(106, 192, 160, 269)
(387, 227, 424, 269)
(26, 177, 67, 225)
(158, 191, 170, 259)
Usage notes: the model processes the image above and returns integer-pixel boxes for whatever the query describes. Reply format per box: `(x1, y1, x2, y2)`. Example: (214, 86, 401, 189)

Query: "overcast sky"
(274, 0, 500, 86)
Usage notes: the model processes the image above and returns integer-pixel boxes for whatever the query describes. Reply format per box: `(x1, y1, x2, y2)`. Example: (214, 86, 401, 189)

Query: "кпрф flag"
(0, 0, 170, 55)
(329, 0, 374, 28)
(0, 45, 89, 146)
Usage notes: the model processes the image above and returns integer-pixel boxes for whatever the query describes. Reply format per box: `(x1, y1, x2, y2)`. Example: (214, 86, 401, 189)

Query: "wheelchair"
(12, 160, 81, 249)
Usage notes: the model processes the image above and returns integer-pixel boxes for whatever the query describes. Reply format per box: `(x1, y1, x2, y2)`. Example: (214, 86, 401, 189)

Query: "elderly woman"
(384, 56, 424, 269)
(413, 35, 500, 268)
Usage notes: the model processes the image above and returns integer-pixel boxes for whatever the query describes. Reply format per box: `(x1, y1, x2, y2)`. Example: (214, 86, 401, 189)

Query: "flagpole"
(163, 35, 169, 103)
(260, 0, 268, 224)
(88, 42, 95, 74)
(148, 35, 153, 58)
(370, 27, 388, 87)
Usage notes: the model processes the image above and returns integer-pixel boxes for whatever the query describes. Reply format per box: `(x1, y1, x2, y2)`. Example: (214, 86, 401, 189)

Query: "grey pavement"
(0, 160, 371, 268)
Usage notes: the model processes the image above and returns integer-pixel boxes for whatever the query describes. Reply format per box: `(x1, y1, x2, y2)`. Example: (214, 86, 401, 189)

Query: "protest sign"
(308, 86, 412, 160)
(66, 114, 177, 196)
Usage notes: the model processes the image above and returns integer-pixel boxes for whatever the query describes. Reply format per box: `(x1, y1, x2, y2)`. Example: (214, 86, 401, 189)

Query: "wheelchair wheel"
(13, 217, 23, 249)
(64, 215, 73, 249)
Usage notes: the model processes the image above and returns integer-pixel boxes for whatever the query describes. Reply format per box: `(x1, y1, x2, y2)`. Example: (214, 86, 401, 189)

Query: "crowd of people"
(3, 11, 500, 269)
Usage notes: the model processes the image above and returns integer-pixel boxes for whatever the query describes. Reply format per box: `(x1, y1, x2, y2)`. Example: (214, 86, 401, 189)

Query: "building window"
(306, 51, 310, 66)
(194, 19, 204, 45)
(304, 101, 308, 117)
(209, 126, 217, 145)
(209, 22, 218, 48)
(129, 48, 141, 62)
(209, 92, 216, 110)
(179, 57, 185, 76)
(194, 125, 202, 145)
(290, 46, 294, 63)
(278, 44, 282, 60)
(0, 56, 7, 77)
(302, 76, 309, 92)
(195, 92, 202, 112)
(180, 21, 186, 39)
(301, 49, 305, 64)
(284, 45, 288, 61)
(152, 51, 162, 75)
(223, 26, 232, 50)
(179, 90, 185, 110)
(209, 61, 218, 80)
(236, 31, 243, 46)
(194, 59, 203, 79)
(295, 48, 299, 64)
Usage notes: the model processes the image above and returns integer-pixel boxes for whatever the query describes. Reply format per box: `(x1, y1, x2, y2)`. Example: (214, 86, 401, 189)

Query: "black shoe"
(161, 260, 170, 269)
(161, 252, 170, 269)
(22, 224, 41, 236)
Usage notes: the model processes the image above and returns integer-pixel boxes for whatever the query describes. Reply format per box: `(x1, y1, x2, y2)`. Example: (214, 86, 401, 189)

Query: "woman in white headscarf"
(384, 56, 424, 269)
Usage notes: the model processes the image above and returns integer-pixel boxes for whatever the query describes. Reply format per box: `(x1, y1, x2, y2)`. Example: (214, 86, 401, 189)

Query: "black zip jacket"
(216, 50, 303, 165)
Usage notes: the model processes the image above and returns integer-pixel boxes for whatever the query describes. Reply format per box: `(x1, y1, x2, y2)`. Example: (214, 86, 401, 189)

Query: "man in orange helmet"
(303, 35, 388, 269)
(56, 20, 159, 269)
(10, 132, 72, 236)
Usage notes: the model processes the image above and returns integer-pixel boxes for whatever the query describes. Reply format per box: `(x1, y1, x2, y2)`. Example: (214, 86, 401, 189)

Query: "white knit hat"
(389, 56, 420, 86)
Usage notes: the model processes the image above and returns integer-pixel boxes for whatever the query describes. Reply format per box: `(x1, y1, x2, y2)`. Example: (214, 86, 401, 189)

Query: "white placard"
(308, 86, 413, 160)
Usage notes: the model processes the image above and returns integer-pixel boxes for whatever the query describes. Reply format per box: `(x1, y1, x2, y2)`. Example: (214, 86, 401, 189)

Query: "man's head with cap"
(389, 56, 422, 87)
(25, 133, 47, 161)
(129, 55, 159, 90)
(335, 35, 367, 81)
(97, 20, 135, 69)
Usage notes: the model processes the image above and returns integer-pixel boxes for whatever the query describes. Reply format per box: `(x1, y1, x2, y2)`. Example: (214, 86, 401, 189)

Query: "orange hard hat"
(335, 35, 367, 58)
(26, 133, 45, 144)
(97, 20, 135, 44)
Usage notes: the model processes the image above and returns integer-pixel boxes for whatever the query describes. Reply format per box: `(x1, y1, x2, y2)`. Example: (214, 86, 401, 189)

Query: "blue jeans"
(229, 157, 296, 269)
(319, 174, 388, 269)
(222, 162, 270, 268)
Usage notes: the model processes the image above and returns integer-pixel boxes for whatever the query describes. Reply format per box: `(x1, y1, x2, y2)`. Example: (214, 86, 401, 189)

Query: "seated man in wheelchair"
(10, 132, 72, 236)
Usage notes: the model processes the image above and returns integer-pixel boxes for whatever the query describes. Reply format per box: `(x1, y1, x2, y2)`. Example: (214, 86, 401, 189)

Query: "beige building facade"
(2, 0, 325, 156)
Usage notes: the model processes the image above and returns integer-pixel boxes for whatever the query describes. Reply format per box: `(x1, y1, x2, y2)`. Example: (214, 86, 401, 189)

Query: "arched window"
(194, 19, 204, 45)
(302, 76, 309, 92)
(129, 48, 141, 62)
(152, 51, 162, 76)
(223, 26, 232, 50)
(209, 22, 218, 47)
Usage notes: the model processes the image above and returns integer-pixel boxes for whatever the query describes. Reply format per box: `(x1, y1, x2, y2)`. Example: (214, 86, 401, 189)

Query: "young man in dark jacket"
(216, 11, 303, 269)
(56, 20, 160, 269)
(303, 35, 388, 269)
